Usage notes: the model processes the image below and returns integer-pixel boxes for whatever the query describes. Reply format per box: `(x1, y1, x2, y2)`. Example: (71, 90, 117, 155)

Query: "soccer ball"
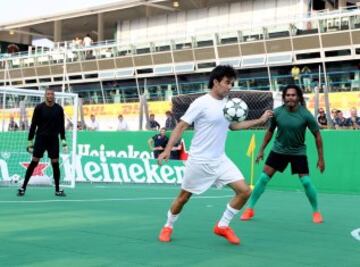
(223, 98, 249, 122)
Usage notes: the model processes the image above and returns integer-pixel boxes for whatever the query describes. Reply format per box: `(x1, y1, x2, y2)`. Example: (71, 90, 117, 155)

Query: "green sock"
(300, 176, 318, 212)
(248, 172, 271, 208)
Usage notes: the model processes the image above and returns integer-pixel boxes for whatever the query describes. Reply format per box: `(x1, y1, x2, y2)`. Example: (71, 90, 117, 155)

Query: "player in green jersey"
(241, 85, 325, 223)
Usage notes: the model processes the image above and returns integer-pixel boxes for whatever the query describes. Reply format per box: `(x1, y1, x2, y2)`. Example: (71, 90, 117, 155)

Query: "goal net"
(0, 87, 78, 188)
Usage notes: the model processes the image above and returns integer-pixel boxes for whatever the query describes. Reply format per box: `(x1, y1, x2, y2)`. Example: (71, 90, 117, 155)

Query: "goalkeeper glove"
(62, 140, 68, 153)
(26, 140, 34, 154)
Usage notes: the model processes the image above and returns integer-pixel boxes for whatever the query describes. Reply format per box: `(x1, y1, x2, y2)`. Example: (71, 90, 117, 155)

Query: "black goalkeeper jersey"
(28, 102, 65, 140)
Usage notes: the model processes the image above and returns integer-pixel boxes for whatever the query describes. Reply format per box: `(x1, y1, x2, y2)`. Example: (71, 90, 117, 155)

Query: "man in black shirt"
(165, 111, 177, 130)
(8, 116, 19, 131)
(148, 128, 169, 158)
(17, 88, 67, 197)
(148, 114, 161, 130)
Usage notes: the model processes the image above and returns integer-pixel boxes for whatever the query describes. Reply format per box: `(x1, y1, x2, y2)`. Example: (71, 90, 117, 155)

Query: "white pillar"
(97, 13, 104, 42)
(116, 20, 121, 42)
(338, 0, 347, 8)
(54, 20, 62, 42)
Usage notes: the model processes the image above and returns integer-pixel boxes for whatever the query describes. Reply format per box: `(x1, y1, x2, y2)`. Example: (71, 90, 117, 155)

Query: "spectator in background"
(331, 108, 337, 124)
(74, 37, 82, 48)
(83, 34, 93, 47)
(347, 107, 360, 130)
(8, 116, 19, 131)
(301, 66, 312, 93)
(165, 111, 177, 130)
(291, 65, 300, 85)
(317, 108, 328, 129)
(87, 114, 99, 131)
(7, 43, 19, 54)
(334, 110, 351, 129)
(147, 114, 160, 130)
(83, 34, 93, 59)
(116, 114, 129, 131)
(19, 120, 28, 131)
(148, 127, 168, 159)
(77, 121, 86, 131)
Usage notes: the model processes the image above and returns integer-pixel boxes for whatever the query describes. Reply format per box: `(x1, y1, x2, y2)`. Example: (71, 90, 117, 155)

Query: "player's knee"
(242, 189, 252, 200)
(236, 188, 251, 200)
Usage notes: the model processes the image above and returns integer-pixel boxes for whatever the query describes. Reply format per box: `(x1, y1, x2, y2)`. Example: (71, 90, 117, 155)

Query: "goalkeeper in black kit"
(17, 88, 68, 197)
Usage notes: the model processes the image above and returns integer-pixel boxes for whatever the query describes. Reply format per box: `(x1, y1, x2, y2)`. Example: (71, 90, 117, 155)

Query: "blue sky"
(0, 0, 126, 26)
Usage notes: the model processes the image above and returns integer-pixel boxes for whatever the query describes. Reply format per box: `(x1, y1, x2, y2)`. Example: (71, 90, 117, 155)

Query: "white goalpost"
(0, 87, 78, 188)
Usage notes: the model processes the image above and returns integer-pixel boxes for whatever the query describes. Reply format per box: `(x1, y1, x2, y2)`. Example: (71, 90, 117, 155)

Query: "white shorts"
(181, 155, 244, 195)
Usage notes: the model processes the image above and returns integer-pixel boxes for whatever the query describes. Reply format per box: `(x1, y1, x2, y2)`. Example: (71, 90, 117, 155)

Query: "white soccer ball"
(223, 98, 249, 122)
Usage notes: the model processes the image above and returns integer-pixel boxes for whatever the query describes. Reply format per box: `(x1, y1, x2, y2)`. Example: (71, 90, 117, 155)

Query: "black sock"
(52, 161, 60, 192)
(22, 161, 39, 190)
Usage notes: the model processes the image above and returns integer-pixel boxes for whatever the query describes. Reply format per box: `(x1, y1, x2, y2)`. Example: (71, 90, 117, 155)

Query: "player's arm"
(28, 105, 39, 141)
(60, 108, 68, 152)
(157, 120, 189, 165)
(26, 106, 40, 152)
(256, 111, 277, 162)
(307, 111, 325, 172)
(256, 129, 274, 163)
(313, 131, 325, 173)
(230, 110, 273, 130)
(60, 108, 66, 141)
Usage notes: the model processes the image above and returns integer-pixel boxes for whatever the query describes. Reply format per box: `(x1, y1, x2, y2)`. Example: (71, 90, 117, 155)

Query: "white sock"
(218, 204, 240, 227)
(164, 210, 179, 228)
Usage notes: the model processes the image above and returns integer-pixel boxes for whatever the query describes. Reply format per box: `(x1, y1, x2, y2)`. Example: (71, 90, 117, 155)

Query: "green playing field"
(0, 184, 359, 267)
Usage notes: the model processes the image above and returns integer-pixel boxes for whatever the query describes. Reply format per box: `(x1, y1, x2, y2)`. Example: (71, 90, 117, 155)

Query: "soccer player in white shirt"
(157, 65, 273, 245)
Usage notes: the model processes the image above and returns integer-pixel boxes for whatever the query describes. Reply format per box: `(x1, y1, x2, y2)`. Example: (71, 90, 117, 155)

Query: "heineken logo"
(21, 162, 49, 176)
(78, 144, 154, 159)
(0, 153, 185, 185)
(62, 155, 185, 184)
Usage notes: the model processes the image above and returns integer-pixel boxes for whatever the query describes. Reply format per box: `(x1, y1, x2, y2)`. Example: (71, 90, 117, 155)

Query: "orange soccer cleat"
(313, 212, 323, 224)
(213, 224, 240, 245)
(158, 226, 173, 242)
(240, 208, 255, 221)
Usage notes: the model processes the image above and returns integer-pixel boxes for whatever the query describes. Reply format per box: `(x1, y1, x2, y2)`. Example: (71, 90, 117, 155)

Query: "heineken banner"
(0, 130, 359, 193)
(0, 131, 186, 184)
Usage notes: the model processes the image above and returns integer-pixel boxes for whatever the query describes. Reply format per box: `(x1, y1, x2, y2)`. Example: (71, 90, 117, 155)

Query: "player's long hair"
(282, 84, 305, 106)
(208, 65, 236, 89)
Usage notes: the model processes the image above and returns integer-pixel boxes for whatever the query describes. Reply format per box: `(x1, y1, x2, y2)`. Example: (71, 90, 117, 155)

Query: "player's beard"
(46, 98, 54, 106)
(285, 100, 298, 109)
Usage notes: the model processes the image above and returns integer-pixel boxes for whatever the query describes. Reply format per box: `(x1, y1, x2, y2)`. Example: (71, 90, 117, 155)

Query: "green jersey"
(269, 105, 319, 155)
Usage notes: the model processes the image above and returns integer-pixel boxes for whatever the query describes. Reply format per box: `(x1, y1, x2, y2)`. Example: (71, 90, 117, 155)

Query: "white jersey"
(181, 94, 230, 160)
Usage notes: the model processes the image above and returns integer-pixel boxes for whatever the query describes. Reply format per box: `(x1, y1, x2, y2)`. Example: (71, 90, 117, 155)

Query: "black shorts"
(33, 135, 59, 159)
(265, 151, 309, 174)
